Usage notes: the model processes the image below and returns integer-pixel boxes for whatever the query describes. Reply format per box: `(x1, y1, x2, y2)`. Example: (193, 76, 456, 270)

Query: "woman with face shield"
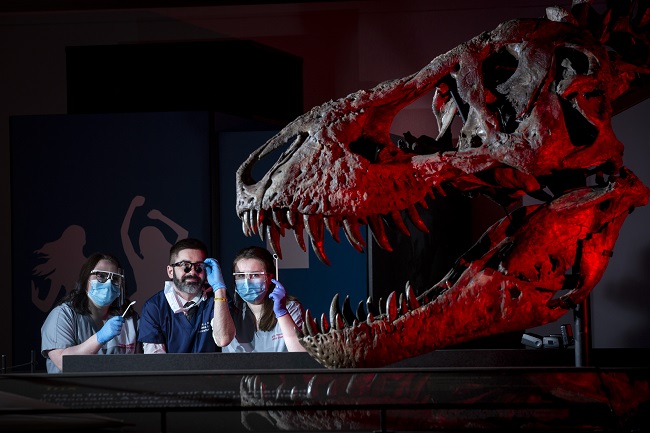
(41, 252, 139, 373)
(209, 246, 306, 352)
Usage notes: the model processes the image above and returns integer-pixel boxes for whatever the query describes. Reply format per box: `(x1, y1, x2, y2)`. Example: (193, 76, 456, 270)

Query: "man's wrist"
(213, 287, 227, 302)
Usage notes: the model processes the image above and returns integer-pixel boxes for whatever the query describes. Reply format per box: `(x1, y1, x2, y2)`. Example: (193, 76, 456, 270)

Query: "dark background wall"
(2, 0, 649, 368)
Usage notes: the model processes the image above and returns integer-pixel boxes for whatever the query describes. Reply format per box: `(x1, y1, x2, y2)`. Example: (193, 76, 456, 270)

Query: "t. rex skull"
(235, 0, 650, 367)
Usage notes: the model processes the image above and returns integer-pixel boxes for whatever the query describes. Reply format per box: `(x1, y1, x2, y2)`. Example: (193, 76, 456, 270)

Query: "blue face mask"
(88, 280, 120, 307)
(235, 279, 267, 304)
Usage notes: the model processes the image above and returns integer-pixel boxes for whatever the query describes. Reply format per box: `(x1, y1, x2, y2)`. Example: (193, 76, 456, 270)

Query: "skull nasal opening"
(349, 136, 384, 163)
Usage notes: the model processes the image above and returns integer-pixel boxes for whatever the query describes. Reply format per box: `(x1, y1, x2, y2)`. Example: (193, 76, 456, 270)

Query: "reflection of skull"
(236, 2, 650, 367)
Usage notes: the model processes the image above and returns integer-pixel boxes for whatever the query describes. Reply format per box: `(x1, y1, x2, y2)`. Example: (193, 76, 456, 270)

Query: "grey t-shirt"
(41, 302, 138, 373)
(222, 300, 304, 353)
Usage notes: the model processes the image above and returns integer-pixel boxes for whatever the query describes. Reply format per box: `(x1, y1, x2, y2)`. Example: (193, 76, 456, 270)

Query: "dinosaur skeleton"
(235, 0, 650, 368)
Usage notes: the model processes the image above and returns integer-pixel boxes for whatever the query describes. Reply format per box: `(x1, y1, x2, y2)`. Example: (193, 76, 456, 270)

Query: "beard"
(173, 273, 203, 295)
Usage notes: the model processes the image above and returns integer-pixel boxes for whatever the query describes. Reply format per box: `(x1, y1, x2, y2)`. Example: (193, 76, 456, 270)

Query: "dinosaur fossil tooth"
(341, 295, 356, 326)
(324, 216, 341, 243)
(398, 292, 408, 315)
(366, 295, 380, 316)
(434, 184, 447, 197)
(257, 208, 266, 228)
(250, 209, 259, 235)
(291, 216, 307, 252)
(419, 197, 429, 210)
(272, 208, 284, 226)
(266, 223, 283, 260)
(386, 292, 398, 321)
(405, 282, 420, 310)
(286, 209, 297, 227)
(304, 309, 318, 336)
(342, 217, 366, 252)
(305, 214, 331, 265)
(244, 210, 254, 236)
(272, 208, 287, 236)
(241, 217, 250, 237)
(378, 297, 385, 315)
(406, 204, 430, 234)
(390, 210, 411, 236)
(367, 214, 393, 251)
(366, 311, 374, 324)
(335, 313, 345, 331)
(320, 312, 330, 334)
(304, 213, 324, 242)
(329, 293, 341, 330)
(258, 221, 267, 242)
(309, 236, 330, 265)
(355, 300, 367, 321)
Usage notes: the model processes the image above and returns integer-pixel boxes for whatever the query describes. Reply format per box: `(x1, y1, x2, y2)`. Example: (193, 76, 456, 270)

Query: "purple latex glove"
(269, 279, 288, 318)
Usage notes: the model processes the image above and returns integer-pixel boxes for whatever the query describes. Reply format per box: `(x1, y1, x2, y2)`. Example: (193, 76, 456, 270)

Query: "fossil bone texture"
(235, 0, 650, 368)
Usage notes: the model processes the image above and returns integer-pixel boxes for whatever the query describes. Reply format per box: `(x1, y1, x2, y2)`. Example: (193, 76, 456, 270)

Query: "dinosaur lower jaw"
(299, 264, 564, 368)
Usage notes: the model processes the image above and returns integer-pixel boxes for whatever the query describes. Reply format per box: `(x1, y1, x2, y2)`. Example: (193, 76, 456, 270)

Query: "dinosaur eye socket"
(349, 137, 384, 163)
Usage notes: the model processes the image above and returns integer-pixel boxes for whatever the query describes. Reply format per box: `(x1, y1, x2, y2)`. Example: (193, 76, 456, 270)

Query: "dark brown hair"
(169, 238, 209, 263)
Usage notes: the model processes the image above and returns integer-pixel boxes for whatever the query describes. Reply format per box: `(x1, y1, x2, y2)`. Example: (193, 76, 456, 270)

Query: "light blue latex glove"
(204, 258, 226, 290)
(96, 316, 124, 345)
(269, 279, 288, 318)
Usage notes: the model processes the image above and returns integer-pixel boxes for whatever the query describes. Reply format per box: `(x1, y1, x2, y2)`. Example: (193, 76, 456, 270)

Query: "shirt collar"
(164, 281, 207, 314)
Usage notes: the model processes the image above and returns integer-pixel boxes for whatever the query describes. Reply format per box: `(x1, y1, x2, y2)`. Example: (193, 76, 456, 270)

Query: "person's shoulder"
(286, 297, 302, 306)
(286, 298, 304, 312)
(140, 289, 171, 318)
(48, 302, 74, 316)
(44, 302, 80, 325)
(142, 289, 167, 305)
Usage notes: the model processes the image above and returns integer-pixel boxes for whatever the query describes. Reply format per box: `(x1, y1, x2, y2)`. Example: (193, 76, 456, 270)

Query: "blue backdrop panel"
(217, 130, 368, 319)
(10, 112, 212, 368)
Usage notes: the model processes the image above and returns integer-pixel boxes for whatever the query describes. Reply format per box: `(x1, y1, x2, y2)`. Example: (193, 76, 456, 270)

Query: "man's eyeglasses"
(90, 270, 124, 286)
(171, 261, 207, 274)
(233, 272, 267, 281)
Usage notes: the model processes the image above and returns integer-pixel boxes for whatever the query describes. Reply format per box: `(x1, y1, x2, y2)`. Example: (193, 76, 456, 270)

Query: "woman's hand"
(269, 279, 288, 318)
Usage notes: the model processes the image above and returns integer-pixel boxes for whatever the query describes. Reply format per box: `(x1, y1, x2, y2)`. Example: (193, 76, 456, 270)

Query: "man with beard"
(138, 238, 227, 353)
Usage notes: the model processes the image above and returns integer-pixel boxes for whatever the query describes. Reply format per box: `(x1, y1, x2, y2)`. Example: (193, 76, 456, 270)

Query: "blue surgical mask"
(88, 280, 120, 307)
(235, 279, 267, 303)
